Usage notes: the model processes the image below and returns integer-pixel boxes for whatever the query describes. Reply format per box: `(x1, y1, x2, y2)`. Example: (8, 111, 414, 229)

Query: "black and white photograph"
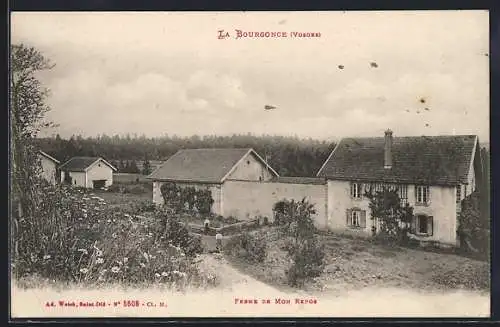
(9, 10, 490, 318)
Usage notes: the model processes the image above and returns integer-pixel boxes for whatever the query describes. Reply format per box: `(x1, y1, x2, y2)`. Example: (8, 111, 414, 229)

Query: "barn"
(59, 157, 117, 189)
(147, 148, 328, 228)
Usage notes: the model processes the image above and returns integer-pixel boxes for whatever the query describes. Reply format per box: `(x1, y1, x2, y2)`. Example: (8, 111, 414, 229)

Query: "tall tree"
(142, 153, 152, 175)
(10, 44, 55, 219)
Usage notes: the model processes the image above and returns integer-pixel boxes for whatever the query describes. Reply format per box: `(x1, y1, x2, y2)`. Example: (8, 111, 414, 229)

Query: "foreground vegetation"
(225, 228, 490, 294)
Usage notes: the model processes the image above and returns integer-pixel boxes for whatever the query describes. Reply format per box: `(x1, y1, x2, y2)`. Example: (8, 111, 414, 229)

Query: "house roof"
(317, 135, 478, 186)
(38, 150, 60, 164)
(59, 157, 116, 172)
(147, 148, 278, 183)
(270, 176, 327, 185)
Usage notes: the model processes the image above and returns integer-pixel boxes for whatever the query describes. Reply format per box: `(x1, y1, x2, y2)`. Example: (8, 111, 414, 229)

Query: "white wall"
(68, 172, 86, 187)
(226, 152, 275, 181)
(327, 180, 458, 245)
(152, 181, 222, 216)
(221, 180, 328, 229)
(86, 161, 114, 188)
(40, 156, 57, 185)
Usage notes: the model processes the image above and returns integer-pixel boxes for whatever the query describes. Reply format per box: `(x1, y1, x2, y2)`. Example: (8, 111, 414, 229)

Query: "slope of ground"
(224, 229, 490, 296)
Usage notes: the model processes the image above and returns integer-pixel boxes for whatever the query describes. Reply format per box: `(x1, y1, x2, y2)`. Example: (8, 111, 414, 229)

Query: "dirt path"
(197, 253, 281, 294)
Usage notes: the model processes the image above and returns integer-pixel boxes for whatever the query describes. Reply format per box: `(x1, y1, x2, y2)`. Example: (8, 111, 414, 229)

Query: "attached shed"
(59, 156, 117, 189)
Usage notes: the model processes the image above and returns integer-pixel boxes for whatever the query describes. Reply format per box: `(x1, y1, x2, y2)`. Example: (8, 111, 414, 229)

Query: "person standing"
(215, 232, 223, 252)
(204, 218, 210, 235)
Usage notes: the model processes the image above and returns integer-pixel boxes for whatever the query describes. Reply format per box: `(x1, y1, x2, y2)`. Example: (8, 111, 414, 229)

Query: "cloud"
(12, 11, 489, 141)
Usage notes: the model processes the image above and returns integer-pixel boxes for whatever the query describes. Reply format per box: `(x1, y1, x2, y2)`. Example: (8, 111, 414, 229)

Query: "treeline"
(35, 134, 337, 177)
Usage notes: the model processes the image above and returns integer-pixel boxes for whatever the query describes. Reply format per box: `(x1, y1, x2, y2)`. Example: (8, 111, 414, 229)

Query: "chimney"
(384, 129, 393, 169)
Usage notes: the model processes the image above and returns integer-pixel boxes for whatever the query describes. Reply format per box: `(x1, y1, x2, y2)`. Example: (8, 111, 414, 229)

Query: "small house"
(60, 156, 117, 189)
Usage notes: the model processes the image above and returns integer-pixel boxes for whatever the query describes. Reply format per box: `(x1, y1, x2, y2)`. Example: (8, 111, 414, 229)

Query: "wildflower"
(95, 250, 103, 257)
(107, 219, 111, 223)
(116, 260, 123, 266)
(43, 255, 51, 260)
(155, 273, 160, 278)
(139, 263, 146, 268)
(111, 266, 120, 273)
(96, 258, 104, 264)
(112, 233, 117, 239)
(123, 257, 128, 264)
(100, 269, 108, 274)
(161, 272, 169, 277)
(79, 268, 89, 274)
(82, 208, 87, 213)
(143, 252, 149, 260)
(77, 249, 88, 255)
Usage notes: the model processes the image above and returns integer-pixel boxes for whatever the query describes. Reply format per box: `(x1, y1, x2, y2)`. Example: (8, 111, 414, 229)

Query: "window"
(464, 184, 468, 196)
(411, 215, 433, 236)
(350, 182, 363, 199)
(346, 209, 366, 228)
(398, 185, 408, 205)
(415, 185, 430, 204)
(456, 184, 461, 202)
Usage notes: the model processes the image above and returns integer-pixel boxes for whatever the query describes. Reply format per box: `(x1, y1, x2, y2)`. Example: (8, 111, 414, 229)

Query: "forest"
(35, 134, 337, 177)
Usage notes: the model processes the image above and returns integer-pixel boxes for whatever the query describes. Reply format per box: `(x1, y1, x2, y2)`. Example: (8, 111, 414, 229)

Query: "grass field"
(225, 228, 490, 295)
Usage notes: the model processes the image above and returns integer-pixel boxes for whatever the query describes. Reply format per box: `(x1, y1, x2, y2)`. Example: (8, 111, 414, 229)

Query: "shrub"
(224, 232, 267, 263)
(273, 198, 325, 287)
(285, 237, 326, 287)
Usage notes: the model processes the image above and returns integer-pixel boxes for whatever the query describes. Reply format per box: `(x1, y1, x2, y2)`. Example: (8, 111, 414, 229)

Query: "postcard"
(9, 10, 490, 318)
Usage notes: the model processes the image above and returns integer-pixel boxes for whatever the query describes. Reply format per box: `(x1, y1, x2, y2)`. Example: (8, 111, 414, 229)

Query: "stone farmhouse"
(148, 131, 484, 247)
(60, 156, 117, 189)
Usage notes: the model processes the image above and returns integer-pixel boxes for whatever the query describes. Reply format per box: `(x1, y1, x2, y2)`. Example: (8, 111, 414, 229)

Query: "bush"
(12, 184, 212, 290)
(285, 237, 325, 287)
(224, 232, 267, 263)
(273, 198, 325, 287)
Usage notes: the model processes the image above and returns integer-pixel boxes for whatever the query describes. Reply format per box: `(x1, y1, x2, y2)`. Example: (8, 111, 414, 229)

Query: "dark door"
(92, 180, 106, 189)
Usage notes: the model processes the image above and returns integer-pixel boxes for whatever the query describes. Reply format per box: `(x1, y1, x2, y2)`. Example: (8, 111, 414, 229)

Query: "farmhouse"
(38, 150, 60, 185)
(59, 156, 117, 189)
(316, 130, 483, 247)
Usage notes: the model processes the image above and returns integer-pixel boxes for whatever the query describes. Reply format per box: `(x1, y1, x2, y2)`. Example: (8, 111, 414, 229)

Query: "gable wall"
(226, 152, 275, 182)
(86, 161, 114, 188)
(40, 156, 58, 185)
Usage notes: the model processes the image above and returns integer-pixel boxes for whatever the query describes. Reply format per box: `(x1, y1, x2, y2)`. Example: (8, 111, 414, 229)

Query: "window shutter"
(427, 186, 431, 203)
(346, 209, 352, 226)
(360, 210, 367, 228)
(410, 215, 416, 234)
(350, 183, 353, 198)
(415, 186, 419, 203)
(427, 216, 433, 236)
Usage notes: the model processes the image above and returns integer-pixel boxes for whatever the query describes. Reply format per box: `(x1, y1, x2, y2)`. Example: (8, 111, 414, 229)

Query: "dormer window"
(350, 182, 363, 199)
(415, 185, 430, 205)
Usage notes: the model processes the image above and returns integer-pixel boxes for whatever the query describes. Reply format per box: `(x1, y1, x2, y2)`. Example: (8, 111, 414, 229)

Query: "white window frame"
(415, 185, 430, 205)
(415, 214, 433, 236)
(351, 182, 363, 199)
(351, 210, 361, 227)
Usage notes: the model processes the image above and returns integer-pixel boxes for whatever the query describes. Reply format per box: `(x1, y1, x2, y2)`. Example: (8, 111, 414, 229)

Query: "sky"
(11, 11, 490, 142)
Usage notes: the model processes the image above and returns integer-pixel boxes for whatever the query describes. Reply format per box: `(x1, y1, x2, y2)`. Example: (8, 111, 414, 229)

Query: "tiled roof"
(271, 176, 327, 185)
(148, 148, 276, 183)
(317, 135, 478, 186)
(59, 157, 116, 172)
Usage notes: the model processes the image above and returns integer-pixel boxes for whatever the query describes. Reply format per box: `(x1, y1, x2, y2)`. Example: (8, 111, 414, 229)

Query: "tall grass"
(12, 182, 216, 290)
